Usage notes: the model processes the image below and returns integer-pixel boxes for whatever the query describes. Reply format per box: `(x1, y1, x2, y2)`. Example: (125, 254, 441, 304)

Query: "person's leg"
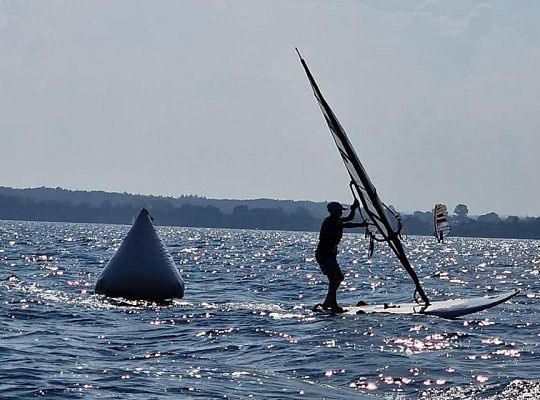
(317, 257, 332, 307)
(322, 274, 336, 308)
(322, 266, 344, 310)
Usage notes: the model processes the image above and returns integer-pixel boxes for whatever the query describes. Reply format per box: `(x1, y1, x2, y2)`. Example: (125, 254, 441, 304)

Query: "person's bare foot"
(313, 304, 347, 313)
(329, 305, 346, 313)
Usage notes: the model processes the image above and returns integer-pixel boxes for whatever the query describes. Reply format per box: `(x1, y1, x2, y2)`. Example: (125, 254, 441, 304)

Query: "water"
(0, 220, 538, 399)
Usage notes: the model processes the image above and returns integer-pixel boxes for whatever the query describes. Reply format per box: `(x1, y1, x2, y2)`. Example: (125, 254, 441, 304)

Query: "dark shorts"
(316, 254, 340, 275)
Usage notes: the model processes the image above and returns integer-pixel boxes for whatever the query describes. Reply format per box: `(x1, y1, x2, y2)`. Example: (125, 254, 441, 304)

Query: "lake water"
(0, 220, 539, 399)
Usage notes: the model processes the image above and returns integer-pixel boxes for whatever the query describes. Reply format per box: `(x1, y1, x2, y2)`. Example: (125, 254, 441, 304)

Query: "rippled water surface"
(0, 220, 539, 399)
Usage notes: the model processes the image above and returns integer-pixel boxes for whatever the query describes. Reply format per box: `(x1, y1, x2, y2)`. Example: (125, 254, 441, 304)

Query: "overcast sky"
(1, 0, 539, 215)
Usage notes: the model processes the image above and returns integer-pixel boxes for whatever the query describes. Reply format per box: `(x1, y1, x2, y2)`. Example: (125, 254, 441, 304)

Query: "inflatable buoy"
(95, 208, 185, 301)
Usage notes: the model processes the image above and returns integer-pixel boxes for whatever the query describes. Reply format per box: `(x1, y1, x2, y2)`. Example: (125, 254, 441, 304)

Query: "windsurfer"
(315, 199, 368, 313)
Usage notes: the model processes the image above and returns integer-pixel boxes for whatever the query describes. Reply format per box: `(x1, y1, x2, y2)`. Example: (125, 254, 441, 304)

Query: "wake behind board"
(314, 290, 519, 319)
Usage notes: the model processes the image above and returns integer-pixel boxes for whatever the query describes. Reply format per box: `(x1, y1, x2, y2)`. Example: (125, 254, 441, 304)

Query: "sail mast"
(297, 49, 429, 304)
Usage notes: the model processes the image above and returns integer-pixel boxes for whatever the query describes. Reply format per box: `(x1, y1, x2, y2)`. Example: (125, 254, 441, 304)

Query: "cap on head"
(327, 202, 347, 212)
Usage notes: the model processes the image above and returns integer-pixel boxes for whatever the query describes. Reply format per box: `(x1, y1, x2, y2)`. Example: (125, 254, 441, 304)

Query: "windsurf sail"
(297, 49, 430, 305)
(434, 203, 451, 243)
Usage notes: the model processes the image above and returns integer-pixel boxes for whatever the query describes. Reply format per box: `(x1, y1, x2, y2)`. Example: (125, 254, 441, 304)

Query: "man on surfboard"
(315, 199, 368, 313)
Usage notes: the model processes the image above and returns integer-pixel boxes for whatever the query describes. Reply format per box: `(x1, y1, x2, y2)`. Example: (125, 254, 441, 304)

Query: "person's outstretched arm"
(341, 199, 360, 222)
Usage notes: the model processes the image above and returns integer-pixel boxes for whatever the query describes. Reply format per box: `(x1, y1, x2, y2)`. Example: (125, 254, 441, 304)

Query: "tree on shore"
(477, 212, 501, 223)
(454, 204, 469, 221)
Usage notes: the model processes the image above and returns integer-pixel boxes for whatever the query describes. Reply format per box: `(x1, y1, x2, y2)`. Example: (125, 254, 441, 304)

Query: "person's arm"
(341, 199, 360, 222)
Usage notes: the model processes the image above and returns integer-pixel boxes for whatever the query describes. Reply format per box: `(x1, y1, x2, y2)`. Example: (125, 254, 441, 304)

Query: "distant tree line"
(0, 192, 320, 231)
(1, 188, 540, 239)
(0, 186, 327, 216)
(401, 204, 540, 239)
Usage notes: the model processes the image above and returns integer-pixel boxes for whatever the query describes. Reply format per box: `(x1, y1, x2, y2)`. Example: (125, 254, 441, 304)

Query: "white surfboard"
(314, 290, 519, 319)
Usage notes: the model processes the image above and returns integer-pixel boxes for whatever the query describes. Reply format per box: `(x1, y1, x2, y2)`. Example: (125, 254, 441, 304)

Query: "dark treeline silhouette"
(0, 192, 320, 231)
(0, 186, 327, 216)
(399, 210, 540, 239)
(1, 187, 540, 239)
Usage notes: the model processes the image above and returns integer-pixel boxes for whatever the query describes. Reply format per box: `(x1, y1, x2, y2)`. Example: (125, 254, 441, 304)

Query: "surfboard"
(313, 290, 519, 319)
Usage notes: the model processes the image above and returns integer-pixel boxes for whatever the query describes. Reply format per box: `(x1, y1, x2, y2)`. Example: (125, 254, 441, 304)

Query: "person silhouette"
(314, 199, 368, 313)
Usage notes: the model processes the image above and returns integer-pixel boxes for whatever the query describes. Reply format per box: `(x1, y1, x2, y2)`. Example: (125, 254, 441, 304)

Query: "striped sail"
(297, 50, 429, 304)
(434, 203, 451, 241)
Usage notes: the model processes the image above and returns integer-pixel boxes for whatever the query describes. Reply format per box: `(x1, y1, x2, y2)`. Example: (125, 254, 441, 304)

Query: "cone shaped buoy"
(95, 208, 185, 301)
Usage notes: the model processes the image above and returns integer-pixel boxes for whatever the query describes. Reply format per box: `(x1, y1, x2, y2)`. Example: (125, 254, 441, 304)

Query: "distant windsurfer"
(314, 199, 368, 313)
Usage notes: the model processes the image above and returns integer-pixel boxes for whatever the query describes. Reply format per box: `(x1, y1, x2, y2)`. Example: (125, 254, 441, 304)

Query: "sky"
(1, 0, 540, 216)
